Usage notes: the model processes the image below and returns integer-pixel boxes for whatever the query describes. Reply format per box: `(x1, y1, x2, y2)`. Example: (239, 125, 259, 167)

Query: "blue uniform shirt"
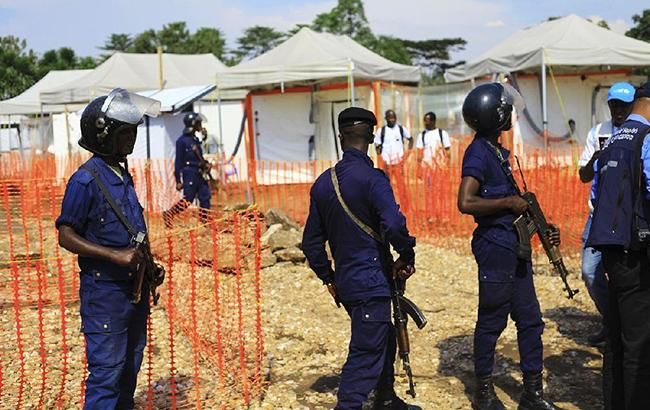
(56, 156, 147, 280)
(462, 136, 522, 282)
(461, 136, 519, 244)
(174, 132, 203, 184)
(302, 148, 415, 302)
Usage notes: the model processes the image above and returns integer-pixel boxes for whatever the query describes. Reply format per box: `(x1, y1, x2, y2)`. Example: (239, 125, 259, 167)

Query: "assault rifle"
(491, 147, 579, 299)
(392, 277, 427, 398)
(131, 232, 165, 305)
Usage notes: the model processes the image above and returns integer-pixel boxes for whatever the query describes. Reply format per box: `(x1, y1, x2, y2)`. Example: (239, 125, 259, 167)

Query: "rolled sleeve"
(302, 194, 334, 283)
(461, 142, 486, 183)
(462, 156, 485, 183)
(370, 175, 415, 261)
(55, 178, 92, 233)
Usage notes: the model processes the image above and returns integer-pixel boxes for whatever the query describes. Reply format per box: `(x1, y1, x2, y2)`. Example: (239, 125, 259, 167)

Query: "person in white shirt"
(578, 81, 635, 347)
(374, 109, 413, 166)
(416, 111, 451, 165)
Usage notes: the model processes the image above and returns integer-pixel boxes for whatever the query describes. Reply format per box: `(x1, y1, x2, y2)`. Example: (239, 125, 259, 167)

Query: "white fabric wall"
(513, 73, 643, 148)
(252, 93, 314, 161)
(195, 100, 247, 180)
(51, 112, 82, 155)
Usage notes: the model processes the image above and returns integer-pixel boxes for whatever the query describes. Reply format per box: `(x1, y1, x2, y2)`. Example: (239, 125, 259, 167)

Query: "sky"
(0, 0, 647, 63)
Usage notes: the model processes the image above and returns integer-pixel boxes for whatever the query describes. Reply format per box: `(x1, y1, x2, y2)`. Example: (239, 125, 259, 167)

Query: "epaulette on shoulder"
(72, 166, 95, 186)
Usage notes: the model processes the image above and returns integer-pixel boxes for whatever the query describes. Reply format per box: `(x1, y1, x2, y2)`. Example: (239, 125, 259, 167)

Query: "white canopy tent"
(0, 70, 92, 153)
(0, 69, 91, 115)
(217, 27, 420, 92)
(40, 52, 228, 104)
(216, 28, 420, 177)
(444, 15, 650, 147)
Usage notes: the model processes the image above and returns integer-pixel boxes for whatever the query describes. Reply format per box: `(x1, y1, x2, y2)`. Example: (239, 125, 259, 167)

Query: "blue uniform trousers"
(336, 297, 396, 410)
(80, 273, 148, 410)
(182, 170, 211, 209)
(473, 259, 544, 377)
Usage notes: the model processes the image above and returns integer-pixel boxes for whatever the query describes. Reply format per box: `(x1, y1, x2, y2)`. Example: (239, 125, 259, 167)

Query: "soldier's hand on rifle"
(546, 224, 561, 247)
(393, 257, 416, 280)
(176, 182, 183, 191)
(325, 282, 340, 307)
(508, 195, 529, 215)
(111, 247, 143, 270)
(152, 262, 165, 286)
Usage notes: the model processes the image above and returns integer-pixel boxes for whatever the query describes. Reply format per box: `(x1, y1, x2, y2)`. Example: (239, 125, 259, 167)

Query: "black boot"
(373, 389, 421, 410)
(473, 375, 505, 410)
(518, 372, 559, 410)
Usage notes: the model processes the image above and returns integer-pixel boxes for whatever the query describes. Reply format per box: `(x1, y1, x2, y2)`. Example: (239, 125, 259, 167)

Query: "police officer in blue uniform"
(587, 81, 650, 410)
(302, 107, 418, 410)
(458, 83, 560, 410)
(163, 112, 211, 226)
(56, 88, 162, 409)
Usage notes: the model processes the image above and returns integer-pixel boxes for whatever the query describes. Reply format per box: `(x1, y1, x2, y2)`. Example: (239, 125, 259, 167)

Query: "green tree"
(627, 9, 650, 42)
(99, 33, 133, 60)
(373, 36, 411, 65)
(37, 47, 96, 78)
(312, 0, 375, 48)
(0, 36, 38, 99)
(234, 25, 286, 62)
(131, 29, 159, 53)
(402, 38, 466, 76)
(157, 22, 191, 53)
(188, 27, 226, 59)
(626, 9, 650, 75)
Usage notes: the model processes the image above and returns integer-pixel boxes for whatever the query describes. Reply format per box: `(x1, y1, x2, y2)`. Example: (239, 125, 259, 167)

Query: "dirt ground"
(0, 239, 603, 410)
(252, 241, 603, 410)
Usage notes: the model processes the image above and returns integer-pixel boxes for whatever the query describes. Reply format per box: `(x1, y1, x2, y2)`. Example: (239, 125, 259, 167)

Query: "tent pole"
(64, 105, 71, 157)
(145, 116, 151, 159)
(158, 46, 164, 89)
(541, 58, 548, 149)
(144, 116, 152, 225)
(349, 59, 356, 107)
(39, 103, 44, 152)
(217, 88, 224, 152)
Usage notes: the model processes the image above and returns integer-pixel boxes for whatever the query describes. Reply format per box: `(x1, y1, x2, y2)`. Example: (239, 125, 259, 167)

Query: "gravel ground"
(252, 241, 603, 410)
(0, 240, 602, 409)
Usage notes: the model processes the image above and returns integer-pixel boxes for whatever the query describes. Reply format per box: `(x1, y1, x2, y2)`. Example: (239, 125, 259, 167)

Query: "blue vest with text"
(587, 119, 650, 250)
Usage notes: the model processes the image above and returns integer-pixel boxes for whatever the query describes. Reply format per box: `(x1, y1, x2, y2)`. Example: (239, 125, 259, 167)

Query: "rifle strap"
(485, 139, 520, 193)
(330, 166, 383, 243)
(82, 164, 139, 239)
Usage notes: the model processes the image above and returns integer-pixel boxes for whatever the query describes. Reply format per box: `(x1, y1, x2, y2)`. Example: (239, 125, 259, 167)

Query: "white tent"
(217, 28, 419, 176)
(445, 14, 650, 82)
(0, 69, 92, 115)
(444, 15, 650, 147)
(40, 52, 228, 104)
(217, 27, 420, 90)
(0, 70, 92, 153)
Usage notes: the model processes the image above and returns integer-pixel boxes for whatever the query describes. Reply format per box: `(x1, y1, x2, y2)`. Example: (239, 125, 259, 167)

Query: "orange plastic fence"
(0, 142, 590, 408)
(0, 171, 266, 408)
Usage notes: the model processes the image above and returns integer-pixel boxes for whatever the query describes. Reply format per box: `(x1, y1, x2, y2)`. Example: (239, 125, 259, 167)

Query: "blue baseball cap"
(608, 82, 635, 103)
